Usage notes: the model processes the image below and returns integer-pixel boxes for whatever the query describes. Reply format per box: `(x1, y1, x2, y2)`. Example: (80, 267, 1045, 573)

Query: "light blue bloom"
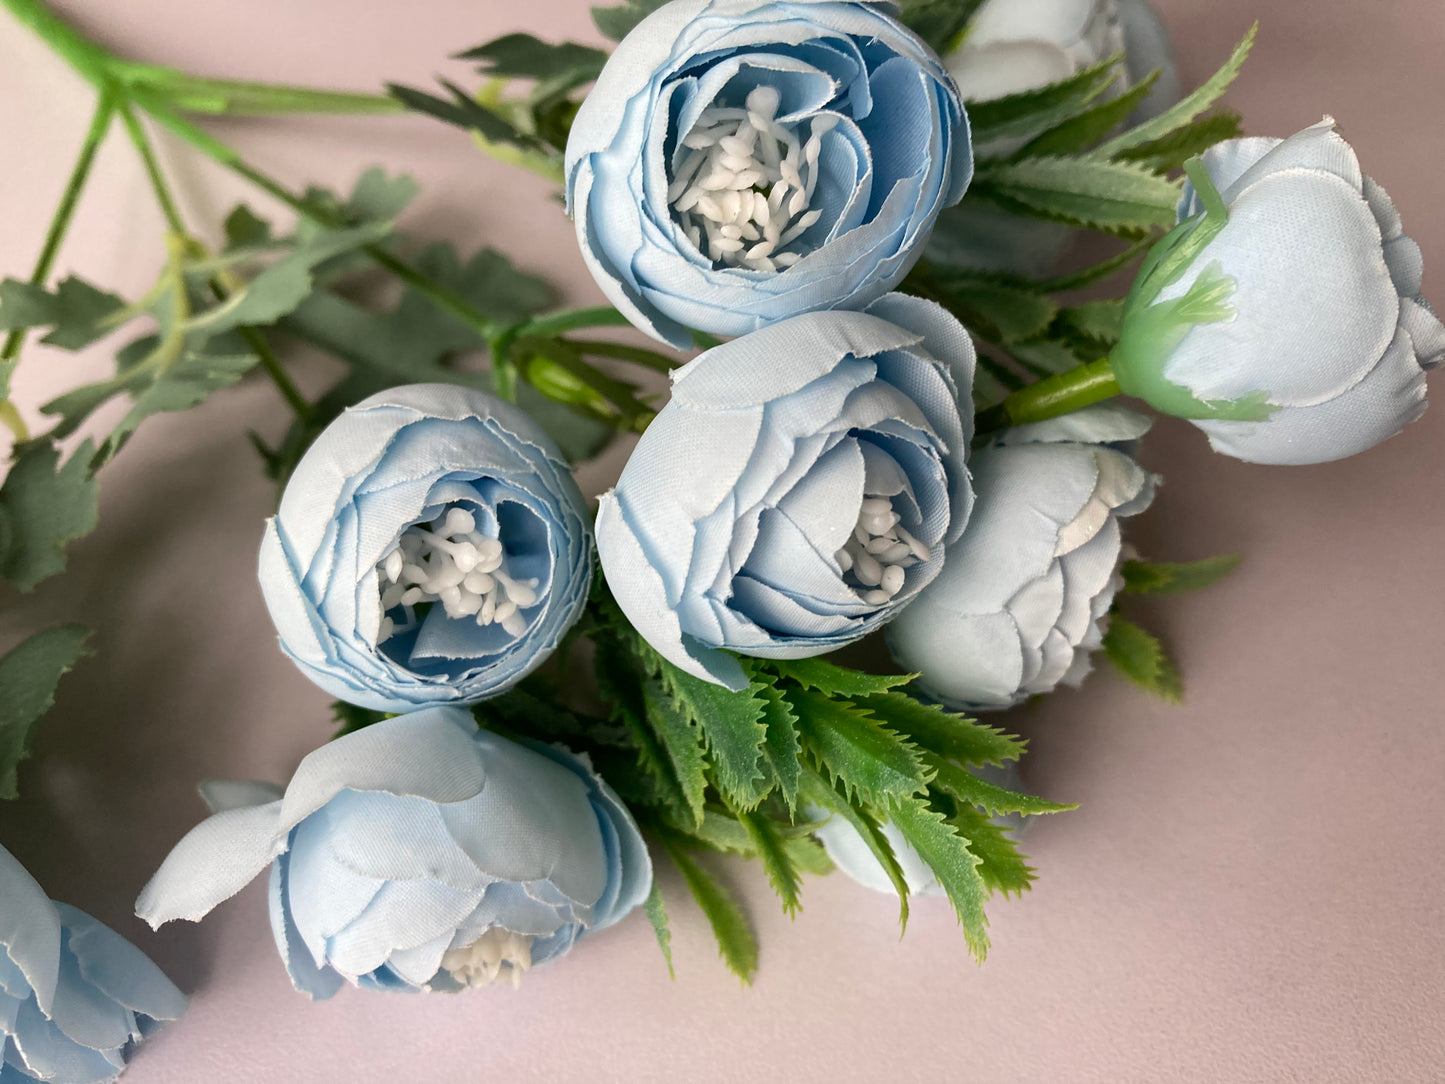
(135, 708, 651, 997)
(0, 845, 184, 1083)
(931, 0, 1180, 276)
(1113, 119, 1445, 465)
(596, 294, 975, 689)
(565, 0, 972, 349)
(258, 384, 593, 714)
(886, 405, 1155, 710)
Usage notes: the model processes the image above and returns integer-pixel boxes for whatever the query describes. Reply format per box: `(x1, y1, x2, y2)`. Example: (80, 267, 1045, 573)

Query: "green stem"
(975, 358, 1122, 434)
(1, 90, 116, 443)
(118, 102, 186, 235)
(565, 339, 678, 374)
(0, 0, 118, 86)
(143, 75, 403, 117)
(239, 326, 312, 419)
(515, 306, 632, 339)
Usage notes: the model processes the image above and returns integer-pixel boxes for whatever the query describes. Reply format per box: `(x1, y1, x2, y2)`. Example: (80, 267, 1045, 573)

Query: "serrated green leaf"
(1010, 336, 1086, 376)
(755, 683, 802, 815)
(1059, 298, 1125, 345)
(1094, 24, 1257, 160)
(456, 33, 608, 81)
(784, 835, 833, 876)
(1122, 555, 1242, 595)
(1102, 614, 1183, 703)
(103, 349, 258, 458)
(948, 279, 1059, 345)
(974, 156, 1181, 235)
(643, 878, 675, 979)
(1015, 71, 1159, 159)
(887, 793, 991, 959)
(1114, 110, 1244, 173)
(388, 80, 533, 148)
(0, 441, 99, 593)
(768, 657, 911, 698)
(0, 625, 92, 799)
(640, 674, 709, 827)
(948, 805, 1035, 898)
(0, 276, 126, 352)
(896, 0, 983, 53)
(660, 837, 757, 983)
(343, 168, 421, 223)
(592, 0, 668, 41)
(925, 753, 1076, 817)
(802, 769, 909, 929)
(787, 687, 928, 806)
(659, 660, 770, 811)
(737, 807, 802, 916)
(966, 54, 1121, 144)
(857, 691, 1024, 767)
(223, 204, 273, 249)
(594, 638, 695, 822)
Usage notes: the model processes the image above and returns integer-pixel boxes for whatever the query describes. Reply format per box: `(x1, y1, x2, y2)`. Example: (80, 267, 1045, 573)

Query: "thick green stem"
(975, 358, 1122, 434)
(1, 90, 116, 442)
(1, 0, 117, 86)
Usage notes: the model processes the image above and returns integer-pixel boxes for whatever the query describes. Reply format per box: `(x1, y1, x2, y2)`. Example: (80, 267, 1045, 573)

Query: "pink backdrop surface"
(2, 2, 1443, 1081)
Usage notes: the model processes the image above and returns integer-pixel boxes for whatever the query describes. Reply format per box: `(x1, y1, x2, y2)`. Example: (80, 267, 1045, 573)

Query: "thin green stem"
(1, 90, 116, 443)
(975, 357, 1122, 434)
(516, 306, 632, 339)
(118, 102, 186, 235)
(144, 76, 403, 117)
(239, 326, 311, 419)
(566, 339, 678, 374)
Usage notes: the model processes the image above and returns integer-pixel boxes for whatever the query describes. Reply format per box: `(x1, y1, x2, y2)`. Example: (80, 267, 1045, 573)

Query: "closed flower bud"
(565, 0, 971, 348)
(886, 406, 1156, 710)
(1112, 119, 1445, 465)
(135, 709, 651, 997)
(257, 384, 594, 713)
(596, 295, 975, 690)
(0, 845, 184, 1083)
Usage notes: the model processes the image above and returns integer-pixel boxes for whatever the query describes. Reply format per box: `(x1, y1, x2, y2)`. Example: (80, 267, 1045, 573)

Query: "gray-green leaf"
(0, 625, 92, 799)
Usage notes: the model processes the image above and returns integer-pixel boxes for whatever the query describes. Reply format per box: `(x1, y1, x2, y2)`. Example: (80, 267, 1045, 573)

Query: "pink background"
(2, 2, 1443, 1081)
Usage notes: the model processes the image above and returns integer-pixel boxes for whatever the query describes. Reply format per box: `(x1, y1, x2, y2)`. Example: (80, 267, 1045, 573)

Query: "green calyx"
(1110, 157, 1275, 423)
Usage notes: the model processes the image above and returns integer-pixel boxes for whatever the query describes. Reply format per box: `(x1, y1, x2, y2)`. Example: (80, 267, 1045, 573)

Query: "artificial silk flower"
(886, 405, 1156, 710)
(596, 294, 974, 690)
(0, 845, 185, 1083)
(135, 708, 651, 998)
(257, 384, 593, 714)
(1111, 119, 1445, 466)
(564, 0, 971, 349)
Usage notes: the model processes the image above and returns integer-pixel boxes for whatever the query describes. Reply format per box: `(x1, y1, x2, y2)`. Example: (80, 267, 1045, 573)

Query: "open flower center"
(669, 85, 835, 272)
(835, 495, 932, 606)
(440, 927, 535, 990)
(376, 506, 542, 643)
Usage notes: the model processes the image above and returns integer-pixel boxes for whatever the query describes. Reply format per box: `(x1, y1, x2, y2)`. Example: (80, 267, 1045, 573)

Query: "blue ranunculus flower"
(0, 844, 185, 1083)
(135, 708, 651, 997)
(596, 294, 975, 689)
(1112, 119, 1445, 465)
(565, 0, 972, 348)
(258, 384, 594, 714)
(887, 405, 1155, 710)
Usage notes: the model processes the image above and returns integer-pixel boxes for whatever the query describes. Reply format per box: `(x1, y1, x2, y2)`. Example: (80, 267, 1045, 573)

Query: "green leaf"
(1059, 298, 1125, 345)
(1114, 110, 1244, 173)
(0, 625, 92, 799)
(887, 793, 991, 960)
(594, 638, 696, 822)
(387, 80, 533, 148)
(592, 0, 668, 41)
(896, 0, 983, 54)
(802, 769, 909, 929)
(0, 276, 126, 352)
(786, 688, 928, 806)
(103, 349, 259, 459)
(640, 674, 709, 827)
(0, 441, 99, 592)
(755, 682, 802, 815)
(944, 278, 1059, 345)
(1032, 237, 1154, 292)
(1102, 614, 1183, 703)
(660, 837, 758, 984)
(223, 204, 273, 248)
(974, 156, 1181, 235)
(1009, 337, 1086, 376)
(856, 691, 1023, 767)
(767, 657, 911, 698)
(456, 34, 608, 82)
(1093, 24, 1257, 160)
(966, 55, 1122, 145)
(737, 807, 803, 916)
(643, 878, 675, 979)
(1015, 71, 1160, 159)
(342, 168, 421, 223)
(1122, 555, 1242, 595)
(924, 754, 1076, 817)
(658, 660, 770, 811)
(948, 805, 1035, 898)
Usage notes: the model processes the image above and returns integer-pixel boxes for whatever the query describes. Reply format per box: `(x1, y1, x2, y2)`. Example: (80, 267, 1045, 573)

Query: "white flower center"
(440, 927, 535, 990)
(835, 495, 931, 606)
(669, 85, 836, 272)
(376, 506, 541, 643)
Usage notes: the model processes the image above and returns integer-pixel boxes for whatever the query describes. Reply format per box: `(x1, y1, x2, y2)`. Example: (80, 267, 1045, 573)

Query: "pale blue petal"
(0, 847, 60, 1016)
(267, 859, 344, 1001)
(135, 800, 284, 927)
(198, 779, 284, 814)
(55, 906, 185, 1029)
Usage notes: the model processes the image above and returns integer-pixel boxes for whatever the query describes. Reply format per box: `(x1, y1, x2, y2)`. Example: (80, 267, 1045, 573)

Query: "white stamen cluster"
(835, 496, 932, 606)
(440, 927, 535, 990)
(376, 507, 540, 643)
(669, 85, 837, 272)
